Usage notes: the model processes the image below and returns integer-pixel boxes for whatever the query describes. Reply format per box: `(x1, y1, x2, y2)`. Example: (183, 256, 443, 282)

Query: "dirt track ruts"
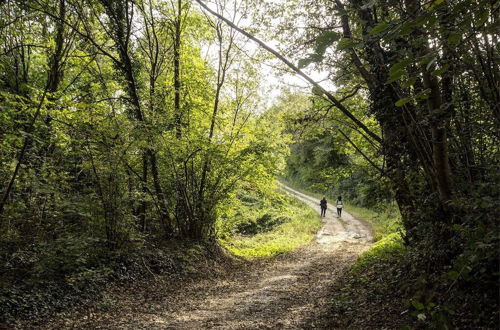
(31, 184, 373, 329)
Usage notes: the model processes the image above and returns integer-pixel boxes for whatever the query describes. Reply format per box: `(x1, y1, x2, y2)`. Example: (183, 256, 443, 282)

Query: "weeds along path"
(36, 184, 373, 329)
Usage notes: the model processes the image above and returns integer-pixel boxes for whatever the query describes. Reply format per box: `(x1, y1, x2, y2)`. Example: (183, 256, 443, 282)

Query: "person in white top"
(336, 196, 343, 217)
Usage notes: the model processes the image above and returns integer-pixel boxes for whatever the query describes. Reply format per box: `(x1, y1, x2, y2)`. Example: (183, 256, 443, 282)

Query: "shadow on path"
(32, 184, 373, 329)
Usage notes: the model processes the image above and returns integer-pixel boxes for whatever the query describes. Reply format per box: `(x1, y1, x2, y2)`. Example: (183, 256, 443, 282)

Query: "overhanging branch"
(194, 0, 382, 144)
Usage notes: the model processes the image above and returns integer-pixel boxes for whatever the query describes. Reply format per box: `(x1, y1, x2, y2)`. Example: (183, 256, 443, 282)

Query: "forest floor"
(28, 185, 373, 329)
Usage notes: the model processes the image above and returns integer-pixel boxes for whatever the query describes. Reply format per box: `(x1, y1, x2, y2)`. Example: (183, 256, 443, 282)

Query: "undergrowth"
(326, 198, 499, 329)
(0, 237, 225, 324)
(220, 187, 321, 258)
(327, 226, 498, 329)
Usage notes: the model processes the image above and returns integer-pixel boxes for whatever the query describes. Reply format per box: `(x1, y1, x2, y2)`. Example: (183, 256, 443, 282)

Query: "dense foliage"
(0, 0, 287, 321)
(0, 0, 498, 327)
(258, 0, 499, 326)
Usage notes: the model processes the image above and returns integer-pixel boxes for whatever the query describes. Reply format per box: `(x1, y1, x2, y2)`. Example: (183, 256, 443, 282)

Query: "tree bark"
(173, 0, 182, 139)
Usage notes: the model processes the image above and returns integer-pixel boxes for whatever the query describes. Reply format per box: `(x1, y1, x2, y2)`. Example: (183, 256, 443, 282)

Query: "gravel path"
(33, 185, 373, 329)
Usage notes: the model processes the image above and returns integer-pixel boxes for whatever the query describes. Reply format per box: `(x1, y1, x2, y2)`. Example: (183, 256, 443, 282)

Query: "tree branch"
(193, 0, 382, 144)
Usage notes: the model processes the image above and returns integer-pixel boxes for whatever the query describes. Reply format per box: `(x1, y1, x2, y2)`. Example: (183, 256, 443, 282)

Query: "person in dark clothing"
(336, 196, 343, 217)
(320, 197, 327, 217)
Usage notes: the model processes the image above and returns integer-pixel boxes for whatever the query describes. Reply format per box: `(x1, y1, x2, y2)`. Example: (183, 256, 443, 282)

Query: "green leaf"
(415, 89, 431, 100)
(413, 15, 429, 27)
(298, 54, 323, 68)
(476, 10, 489, 27)
(397, 22, 414, 37)
(401, 77, 417, 89)
(432, 64, 449, 77)
(369, 22, 389, 35)
(425, 0, 446, 11)
(387, 69, 406, 83)
(447, 271, 459, 280)
(390, 59, 412, 76)
(411, 300, 425, 310)
(426, 16, 440, 27)
(298, 59, 310, 69)
(419, 52, 435, 67)
(395, 97, 412, 107)
(314, 31, 341, 55)
(337, 38, 358, 50)
(312, 86, 324, 96)
(447, 33, 461, 45)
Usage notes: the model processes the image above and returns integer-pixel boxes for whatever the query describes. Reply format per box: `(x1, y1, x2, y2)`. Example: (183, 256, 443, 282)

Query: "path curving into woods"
(35, 184, 373, 329)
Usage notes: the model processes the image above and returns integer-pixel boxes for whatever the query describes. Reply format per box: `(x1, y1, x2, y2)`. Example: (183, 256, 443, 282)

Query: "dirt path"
(38, 185, 373, 329)
(279, 184, 373, 245)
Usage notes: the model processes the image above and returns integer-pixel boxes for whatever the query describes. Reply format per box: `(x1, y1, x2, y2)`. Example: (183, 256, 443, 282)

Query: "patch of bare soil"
(26, 185, 373, 329)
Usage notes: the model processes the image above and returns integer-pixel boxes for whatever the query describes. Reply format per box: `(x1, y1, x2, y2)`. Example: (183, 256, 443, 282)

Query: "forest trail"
(43, 185, 373, 329)
(279, 184, 373, 245)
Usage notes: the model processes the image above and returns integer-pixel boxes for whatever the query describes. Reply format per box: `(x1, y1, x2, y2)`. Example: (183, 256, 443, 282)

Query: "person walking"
(336, 196, 343, 217)
(320, 197, 327, 217)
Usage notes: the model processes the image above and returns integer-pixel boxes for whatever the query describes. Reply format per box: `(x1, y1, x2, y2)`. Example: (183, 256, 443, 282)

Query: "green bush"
(221, 189, 321, 258)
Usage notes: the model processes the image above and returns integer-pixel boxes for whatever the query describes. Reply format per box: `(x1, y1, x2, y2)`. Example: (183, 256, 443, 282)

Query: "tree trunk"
(174, 0, 182, 139)
(0, 0, 67, 217)
(100, 0, 173, 235)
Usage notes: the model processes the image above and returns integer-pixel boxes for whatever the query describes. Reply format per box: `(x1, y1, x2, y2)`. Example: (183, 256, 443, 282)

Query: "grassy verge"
(345, 202, 401, 241)
(221, 195, 321, 258)
(351, 232, 405, 273)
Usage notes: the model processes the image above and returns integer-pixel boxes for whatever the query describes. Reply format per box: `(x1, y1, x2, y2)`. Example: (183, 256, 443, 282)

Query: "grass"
(351, 232, 405, 273)
(345, 202, 402, 241)
(221, 197, 321, 258)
